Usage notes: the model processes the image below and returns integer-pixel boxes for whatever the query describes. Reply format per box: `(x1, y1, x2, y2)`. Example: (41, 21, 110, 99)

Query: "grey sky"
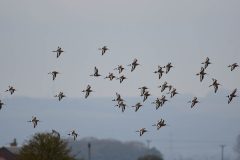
(1, 0, 239, 98)
(1, 0, 240, 160)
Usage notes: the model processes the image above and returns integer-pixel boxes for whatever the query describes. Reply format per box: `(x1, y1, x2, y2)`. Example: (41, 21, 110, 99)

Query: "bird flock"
(0, 47, 239, 140)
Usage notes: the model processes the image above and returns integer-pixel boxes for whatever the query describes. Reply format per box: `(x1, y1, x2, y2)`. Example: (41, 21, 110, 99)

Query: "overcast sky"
(1, 0, 239, 98)
(1, 0, 240, 160)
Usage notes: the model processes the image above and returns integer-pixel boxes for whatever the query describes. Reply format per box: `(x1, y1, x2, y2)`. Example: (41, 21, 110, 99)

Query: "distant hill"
(67, 137, 163, 160)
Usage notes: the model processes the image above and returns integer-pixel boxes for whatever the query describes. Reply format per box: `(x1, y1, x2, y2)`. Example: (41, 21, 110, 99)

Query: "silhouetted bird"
(188, 97, 199, 108)
(159, 95, 168, 106)
(51, 129, 60, 138)
(228, 63, 239, 71)
(158, 81, 169, 92)
(201, 57, 211, 69)
(5, 86, 16, 95)
(115, 100, 127, 112)
(90, 66, 101, 77)
(227, 88, 237, 104)
(114, 65, 125, 74)
(154, 65, 164, 79)
(152, 119, 166, 130)
(209, 78, 220, 93)
(138, 86, 148, 96)
(104, 73, 116, 81)
(112, 92, 124, 102)
(136, 128, 147, 136)
(128, 58, 140, 72)
(167, 88, 178, 98)
(82, 85, 93, 98)
(68, 130, 78, 141)
(48, 71, 60, 80)
(28, 116, 40, 128)
(98, 46, 109, 55)
(132, 102, 143, 112)
(52, 46, 64, 58)
(196, 67, 207, 82)
(54, 91, 66, 101)
(116, 75, 127, 83)
(164, 62, 173, 74)
(152, 98, 162, 110)
(143, 91, 150, 102)
(0, 100, 5, 110)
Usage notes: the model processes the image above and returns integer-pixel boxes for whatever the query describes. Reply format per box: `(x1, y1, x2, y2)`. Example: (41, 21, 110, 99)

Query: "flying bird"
(138, 86, 148, 96)
(188, 97, 199, 108)
(143, 91, 150, 102)
(0, 100, 5, 110)
(48, 71, 60, 80)
(132, 102, 143, 112)
(98, 46, 109, 55)
(112, 92, 124, 102)
(104, 73, 116, 81)
(201, 57, 211, 69)
(136, 128, 148, 136)
(68, 130, 78, 141)
(209, 78, 220, 93)
(228, 63, 239, 71)
(227, 88, 237, 104)
(114, 65, 125, 74)
(52, 46, 64, 58)
(152, 98, 162, 110)
(82, 85, 93, 98)
(158, 81, 169, 92)
(28, 116, 40, 128)
(90, 66, 101, 77)
(115, 100, 127, 113)
(128, 58, 140, 72)
(116, 75, 127, 83)
(5, 86, 16, 95)
(167, 88, 178, 98)
(164, 62, 173, 74)
(196, 67, 207, 82)
(52, 129, 60, 138)
(152, 119, 166, 130)
(154, 65, 164, 79)
(54, 91, 66, 101)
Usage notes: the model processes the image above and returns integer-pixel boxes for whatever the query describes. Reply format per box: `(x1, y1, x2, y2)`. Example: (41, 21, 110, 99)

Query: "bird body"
(136, 128, 147, 136)
(227, 88, 237, 104)
(5, 86, 16, 95)
(0, 100, 5, 110)
(99, 46, 109, 55)
(132, 102, 142, 112)
(154, 65, 164, 79)
(196, 67, 207, 82)
(90, 66, 101, 77)
(143, 91, 150, 102)
(153, 119, 166, 130)
(209, 78, 220, 93)
(114, 65, 125, 74)
(228, 63, 239, 71)
(117, 75, 127, 83)
(82, 85, 93, 98)
(164, 62, 173, 74)
(104, 73, 116, 81)
(128, 58, 140, 72)
(189, 97, 199, 108)
(68, 130, 78, 141)
(54, 91, 66, 101)
(201, 57, 211, 69)
(159, 82, 169, 92)
(28, 116, 40, 128)
(52, 46, 64, 58)
(48, 71, 60, 80)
